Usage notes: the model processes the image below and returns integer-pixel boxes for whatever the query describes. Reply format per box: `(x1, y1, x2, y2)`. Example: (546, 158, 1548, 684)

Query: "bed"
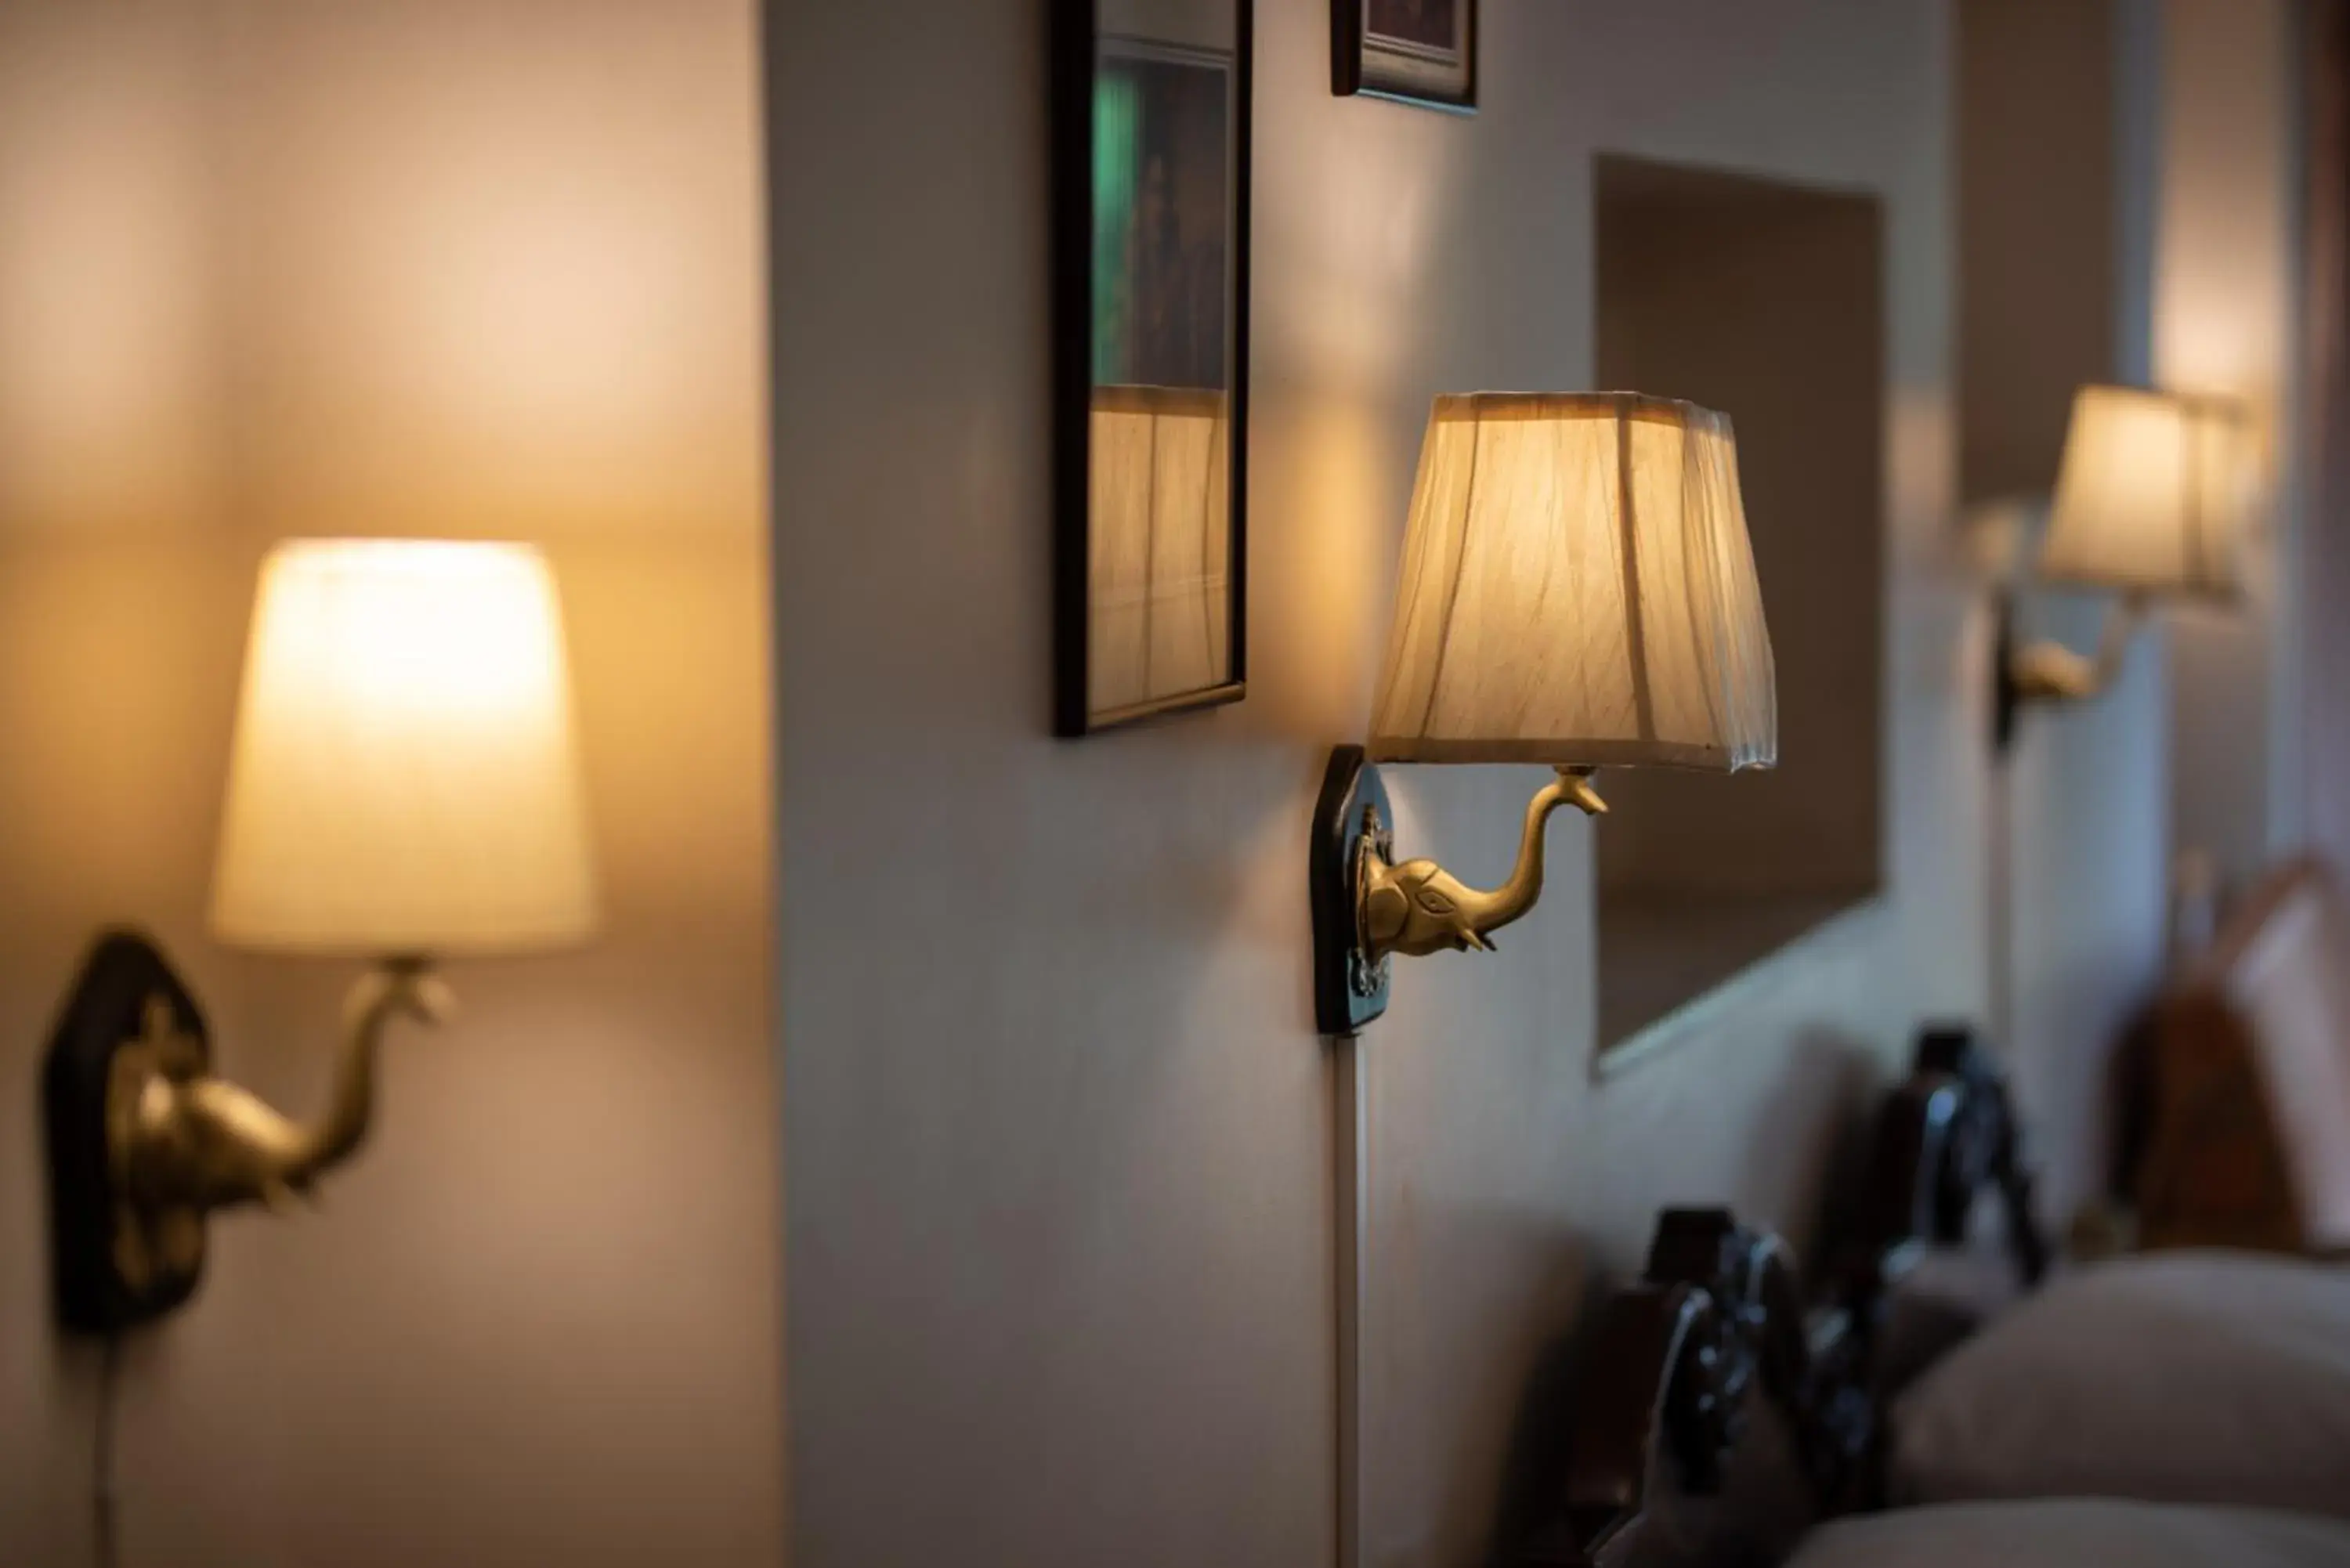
(1509, 1036, 2350, 1566)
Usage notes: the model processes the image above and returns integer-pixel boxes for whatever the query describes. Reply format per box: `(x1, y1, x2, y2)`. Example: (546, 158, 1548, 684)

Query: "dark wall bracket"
(43, 930, 212, 1334)
(1312, 745, 1393, 1036)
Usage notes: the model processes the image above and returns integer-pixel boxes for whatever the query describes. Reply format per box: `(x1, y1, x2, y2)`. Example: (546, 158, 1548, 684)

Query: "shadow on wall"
(1743, 1028, 1886, 1258)
(1592, 154, 1889, 1053)
(1482, 1258, 1611, 1566)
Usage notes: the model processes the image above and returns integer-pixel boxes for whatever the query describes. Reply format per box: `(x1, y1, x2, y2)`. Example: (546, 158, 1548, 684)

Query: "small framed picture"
(1332, 0, 1476, 114)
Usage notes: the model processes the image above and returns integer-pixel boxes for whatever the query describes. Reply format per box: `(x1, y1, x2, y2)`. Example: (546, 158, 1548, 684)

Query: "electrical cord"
(93, 1334, 121, 1568)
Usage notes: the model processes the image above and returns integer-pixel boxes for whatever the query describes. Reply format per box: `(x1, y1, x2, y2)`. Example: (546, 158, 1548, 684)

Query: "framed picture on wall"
(1332, 0, 1476, 113)
(1051, 0, 1253, 737)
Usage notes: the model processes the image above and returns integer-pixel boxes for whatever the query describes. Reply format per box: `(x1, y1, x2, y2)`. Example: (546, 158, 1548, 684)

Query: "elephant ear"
(1362, 880, 1412, 941)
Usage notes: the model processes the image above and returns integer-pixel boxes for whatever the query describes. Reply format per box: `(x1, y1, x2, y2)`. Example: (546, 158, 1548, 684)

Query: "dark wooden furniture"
(1512, 1029, 2048, 1566)
(1516, 1210, 1870, 1567)
(2123, 858, 2350, 1255)
(1850, 1025, 2047, 1289)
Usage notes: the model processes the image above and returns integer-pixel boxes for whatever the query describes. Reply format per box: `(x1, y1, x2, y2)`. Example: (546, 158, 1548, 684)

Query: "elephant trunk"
(1452, 767, 1608, 941)
(281, 959, 447, 1190)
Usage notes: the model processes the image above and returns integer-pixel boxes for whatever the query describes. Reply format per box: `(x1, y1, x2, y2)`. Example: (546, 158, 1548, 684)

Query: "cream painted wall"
(772, 5, 1976, 1568)
(0, 5, 782, 1566)
(1972, 0, 2311, 1219)
(2158, 0, 2308, 887)
(1964, 0, 2171, 1224)
(1958, 0, 2118, 508)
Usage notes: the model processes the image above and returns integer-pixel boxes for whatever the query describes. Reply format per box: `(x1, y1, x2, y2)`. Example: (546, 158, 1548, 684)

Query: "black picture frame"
(1052, 0, 1253, 738)
(1332, 0, 1477, 114)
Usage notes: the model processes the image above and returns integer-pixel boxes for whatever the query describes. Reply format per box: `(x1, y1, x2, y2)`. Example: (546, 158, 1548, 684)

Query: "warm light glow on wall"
(0, 14, 218, 532)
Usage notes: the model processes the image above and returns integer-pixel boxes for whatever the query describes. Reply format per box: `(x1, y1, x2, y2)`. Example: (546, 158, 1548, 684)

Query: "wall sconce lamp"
(1994, 385, 2253, 751)
(43, 540, 598, 1332)
(1313, 393, 1780, 1035)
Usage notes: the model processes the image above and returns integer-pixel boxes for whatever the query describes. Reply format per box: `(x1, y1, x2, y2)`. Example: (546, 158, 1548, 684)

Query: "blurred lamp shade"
(1368, 392, 1777, 771)
(2039, 385, 2254, 600)
(1087, 385, 1233, 717)
(210, 538, 599, 958)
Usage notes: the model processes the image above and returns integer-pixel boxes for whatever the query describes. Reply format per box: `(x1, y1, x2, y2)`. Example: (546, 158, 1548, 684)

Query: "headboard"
(1513, 1029, 2052, 1566)
(2124, 857, 2350, 1254)
(1515, 1210, 1821, 1566)
(1833, 1025, 2048, 1310)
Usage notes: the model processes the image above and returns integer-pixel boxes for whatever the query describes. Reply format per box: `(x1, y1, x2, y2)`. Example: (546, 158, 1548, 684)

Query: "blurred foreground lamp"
(43, 540, 598, 1331)
(1313, 393, 1777, 1034)
(1996, 385, 2254, 750)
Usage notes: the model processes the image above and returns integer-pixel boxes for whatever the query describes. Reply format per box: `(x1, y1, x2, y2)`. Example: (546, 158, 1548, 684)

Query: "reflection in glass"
(1367, 0, 1457, 52)
(1088, 386, 1231, 714)
(1093, 43, 1230, 389)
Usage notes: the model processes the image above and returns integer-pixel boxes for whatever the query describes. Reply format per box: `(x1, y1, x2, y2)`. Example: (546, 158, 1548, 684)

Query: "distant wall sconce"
(1313, 393, 1779, 1035)
(44, 540, 598, 1332)
(1994, 385, 2254, 750)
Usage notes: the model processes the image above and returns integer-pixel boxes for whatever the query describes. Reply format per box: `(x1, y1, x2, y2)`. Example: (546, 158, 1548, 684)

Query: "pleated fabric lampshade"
(1087, 385, 1233, 717)
(2039, 385, 2254, 600)
(210, 539, 599, 958)
(1368, 392, 1777, 771)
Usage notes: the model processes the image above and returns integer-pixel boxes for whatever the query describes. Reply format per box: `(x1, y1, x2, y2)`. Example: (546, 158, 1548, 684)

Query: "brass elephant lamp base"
(42, 930, 446, 1333)
(1311, 746, 1605, 1037)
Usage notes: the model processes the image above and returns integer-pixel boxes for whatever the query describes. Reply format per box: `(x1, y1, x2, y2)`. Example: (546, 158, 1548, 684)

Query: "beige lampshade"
(210, 539, 598, 957)
(2039, 385, 2254, 599)
(1368, 392, 1777, 770)
(1088, 385, 1232, 718)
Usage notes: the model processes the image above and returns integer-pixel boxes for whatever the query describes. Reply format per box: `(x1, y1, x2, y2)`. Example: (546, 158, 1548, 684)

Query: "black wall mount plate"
(43, 930, 210, 1333)
(1312, 745, 1392, 1036)
(1991, 591, 2024, 756)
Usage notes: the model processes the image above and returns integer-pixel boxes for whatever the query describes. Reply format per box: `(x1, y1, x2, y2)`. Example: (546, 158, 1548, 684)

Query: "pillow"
(1875, 1243, 2028, 1396)
(1790, 1500, 2350, 1568)
(1892, 1251, 2350, 1517)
